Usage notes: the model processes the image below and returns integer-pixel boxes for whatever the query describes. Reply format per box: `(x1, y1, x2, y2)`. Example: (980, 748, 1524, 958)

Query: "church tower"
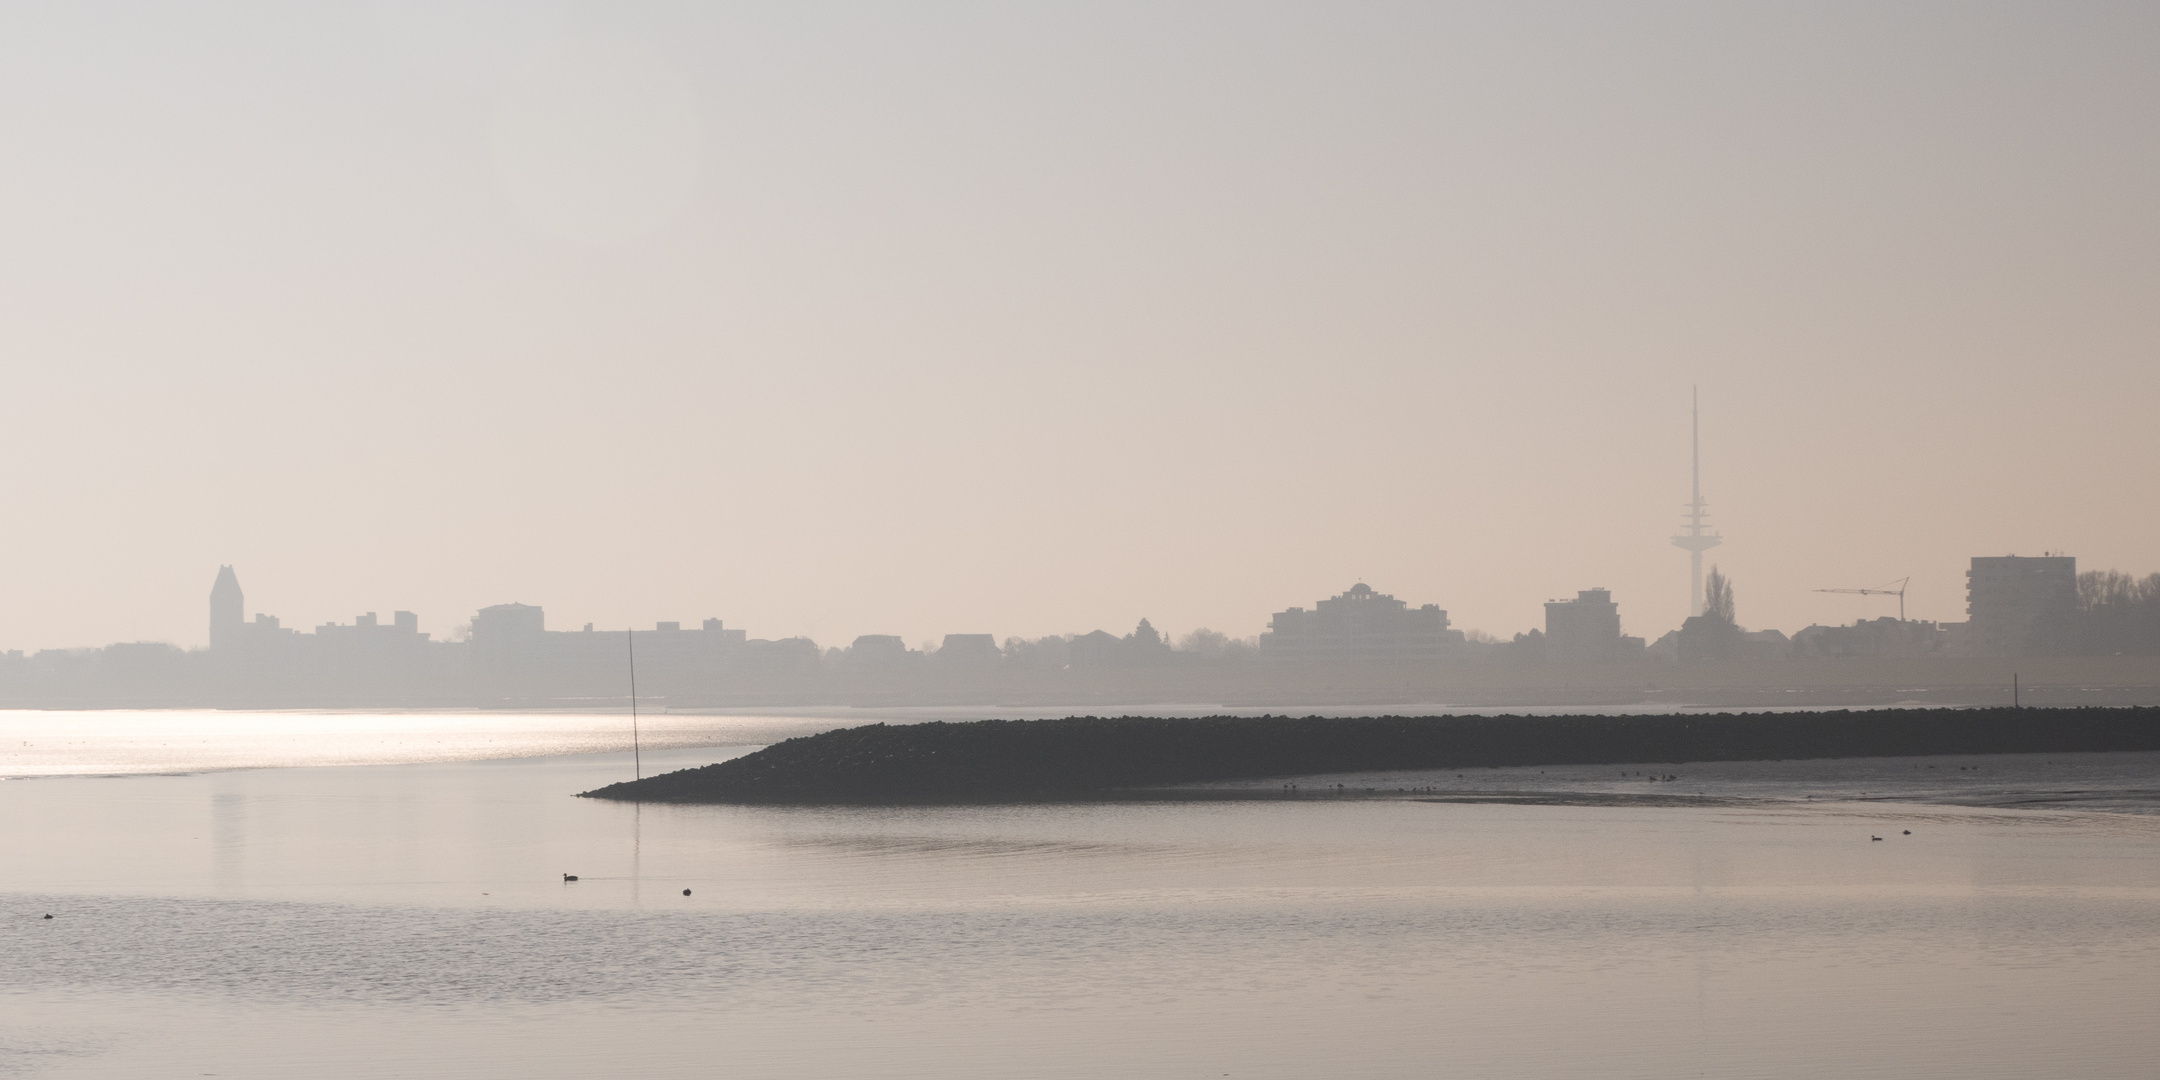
(210, 565, 244, 650)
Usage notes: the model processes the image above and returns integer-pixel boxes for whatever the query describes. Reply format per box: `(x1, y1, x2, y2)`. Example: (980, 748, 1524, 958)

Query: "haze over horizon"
(3, 1, 2155, 654)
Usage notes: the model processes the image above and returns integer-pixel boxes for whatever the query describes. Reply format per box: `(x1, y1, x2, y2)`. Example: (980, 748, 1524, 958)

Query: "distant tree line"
(994, 622, 1262, 670)
(2075, 570, 2160, 655)
(1704, 566, 1736, 625)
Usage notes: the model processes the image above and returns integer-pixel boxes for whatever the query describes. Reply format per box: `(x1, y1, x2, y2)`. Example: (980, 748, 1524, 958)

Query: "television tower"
(1670, 386, 1722, 617)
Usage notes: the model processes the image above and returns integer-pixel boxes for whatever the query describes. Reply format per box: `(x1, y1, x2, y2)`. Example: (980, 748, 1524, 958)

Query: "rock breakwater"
(578, 707, 2160, 804)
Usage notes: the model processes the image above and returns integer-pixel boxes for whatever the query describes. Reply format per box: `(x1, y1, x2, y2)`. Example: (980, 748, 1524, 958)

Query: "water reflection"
(212, 787, 247, 889)
(2, 744, 2157, 1079)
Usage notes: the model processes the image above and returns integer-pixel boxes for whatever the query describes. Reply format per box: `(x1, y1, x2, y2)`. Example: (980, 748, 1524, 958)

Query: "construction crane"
(1814, 577, 1910, 622)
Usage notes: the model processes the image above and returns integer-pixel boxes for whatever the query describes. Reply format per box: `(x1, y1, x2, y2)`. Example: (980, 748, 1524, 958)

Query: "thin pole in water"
(2012, 672, 2020, 710)
(628, 628, 641, 780)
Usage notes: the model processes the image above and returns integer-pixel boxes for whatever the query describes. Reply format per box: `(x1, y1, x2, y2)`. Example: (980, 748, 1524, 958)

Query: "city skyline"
(3, 4, 2154, 654)
(7, 505, 2141, 656)
(9, 549, 2134, 662)
(7, 554, 2147, 713)
(6, 377, 2140, 654)
(2, 383, 2132, 656)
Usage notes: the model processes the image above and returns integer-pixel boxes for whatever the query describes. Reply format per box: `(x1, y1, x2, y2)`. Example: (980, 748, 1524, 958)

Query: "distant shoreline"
(578, 707, 2160, 805)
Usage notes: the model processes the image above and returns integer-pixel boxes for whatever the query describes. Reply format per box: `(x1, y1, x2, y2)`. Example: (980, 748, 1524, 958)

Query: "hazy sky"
(2, 1, 2155, 652)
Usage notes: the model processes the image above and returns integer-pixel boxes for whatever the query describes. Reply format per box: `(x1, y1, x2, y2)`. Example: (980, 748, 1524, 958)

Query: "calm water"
(3, 713, 2159, 1078)
(0, 702, 1960, 778)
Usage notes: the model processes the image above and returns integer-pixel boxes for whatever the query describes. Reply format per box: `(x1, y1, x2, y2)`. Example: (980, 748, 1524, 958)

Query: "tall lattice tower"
(1670, 387, 1722, 617)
